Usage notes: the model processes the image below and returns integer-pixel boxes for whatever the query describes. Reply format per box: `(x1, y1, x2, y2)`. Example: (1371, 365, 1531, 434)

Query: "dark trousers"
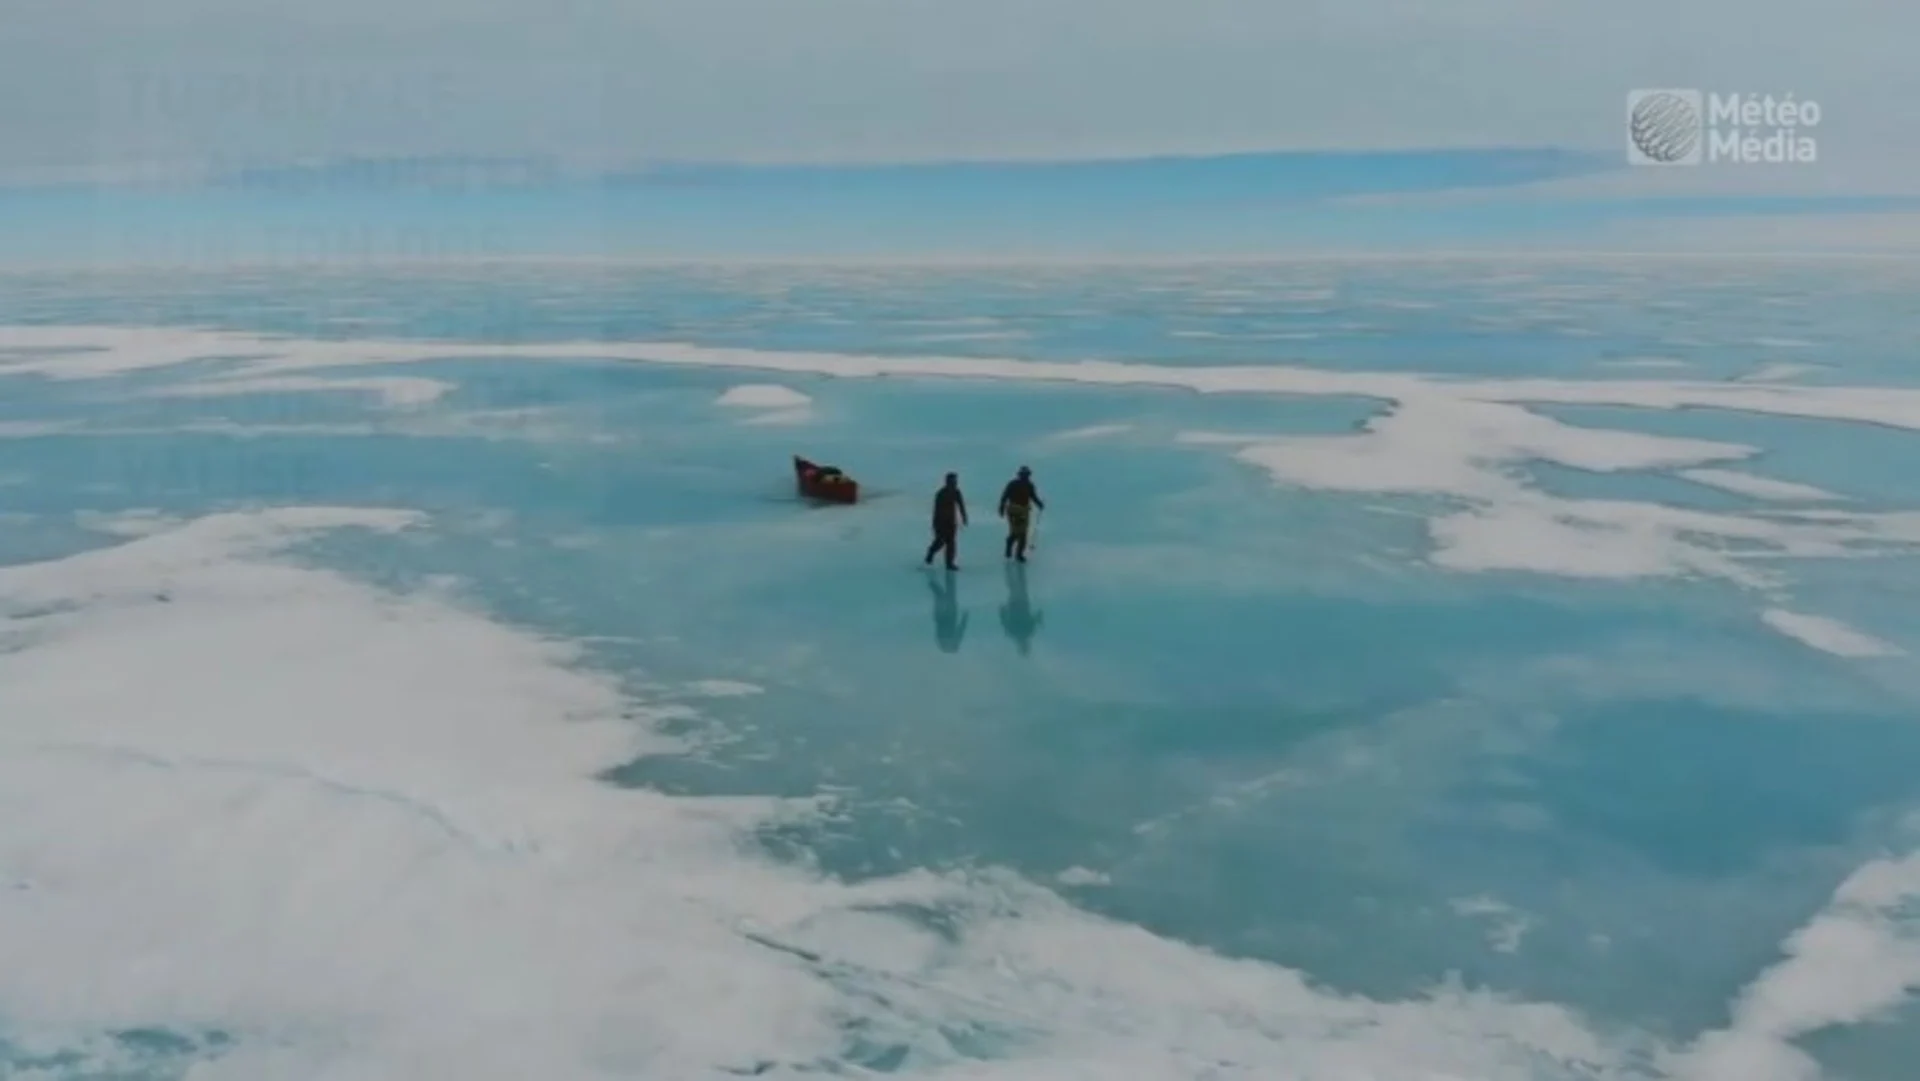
(1004, 506, 1031, 561)
(924, 523, 958, 568)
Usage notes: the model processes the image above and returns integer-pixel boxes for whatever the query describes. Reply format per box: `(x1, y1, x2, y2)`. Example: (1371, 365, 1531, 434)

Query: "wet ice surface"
(2, 257, 1920, 1080)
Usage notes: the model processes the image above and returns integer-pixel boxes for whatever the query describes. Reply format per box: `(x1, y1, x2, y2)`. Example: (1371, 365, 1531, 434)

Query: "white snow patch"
(1222, 397, 1754, 496)
(1451, 896, 1537, 955)
(907, 330, 1030, 343)
(715, 384, 812, 410)
(1740, 363, 1819, 384)
(0, 421, 76, 437)
(1178, 391, 1920, 588)
(715, 384, 814, 425)
(1760, 610, 1902, 658)
(1187, 398, 1815, 585)
(685, 679, 764, 698)
(1671, 849, 1920, 1081)
(1680, 469, 1841, 503)
(10, 327, 1920, 433)
(1598, 357, 1689, 370)
(1048, 423, 1135, 441)
(0, 508, 859, 1078)
(154, 374, 452, 408)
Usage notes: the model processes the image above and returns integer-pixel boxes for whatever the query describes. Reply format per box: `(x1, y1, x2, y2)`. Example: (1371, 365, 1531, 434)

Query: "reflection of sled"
(794, 455, 859, 505)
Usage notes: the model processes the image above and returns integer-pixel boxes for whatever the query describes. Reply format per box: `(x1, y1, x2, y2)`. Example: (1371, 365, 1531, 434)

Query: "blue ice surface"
(2, 258, 1920, 1075)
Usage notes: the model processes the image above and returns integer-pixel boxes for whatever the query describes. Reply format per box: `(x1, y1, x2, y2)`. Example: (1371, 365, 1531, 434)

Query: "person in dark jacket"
(924, 472, 968, 570)
(998, 465, 1045, 562)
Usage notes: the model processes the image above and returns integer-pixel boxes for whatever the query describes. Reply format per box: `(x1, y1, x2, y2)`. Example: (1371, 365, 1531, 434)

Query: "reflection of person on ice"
(998, 466, 1045, 563)
(924, 472, 968, 571)
(999, 560, 1042, 656)
(928, 563, 968, 653)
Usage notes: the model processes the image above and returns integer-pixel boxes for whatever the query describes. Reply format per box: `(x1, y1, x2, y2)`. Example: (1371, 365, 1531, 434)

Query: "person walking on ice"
(924, 472, 968, 571)
(998, 465, 1045, 563)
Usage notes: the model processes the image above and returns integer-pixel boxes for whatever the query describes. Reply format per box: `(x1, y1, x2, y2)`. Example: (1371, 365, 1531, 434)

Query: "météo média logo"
(1626, 89, 1820, 165)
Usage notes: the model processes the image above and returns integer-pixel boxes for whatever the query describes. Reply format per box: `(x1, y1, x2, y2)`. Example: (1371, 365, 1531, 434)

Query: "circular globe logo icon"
(1629, 91, 1700, 164)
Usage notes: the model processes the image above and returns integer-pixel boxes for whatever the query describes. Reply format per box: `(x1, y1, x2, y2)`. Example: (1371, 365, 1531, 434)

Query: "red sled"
(794, 455, 859, 504)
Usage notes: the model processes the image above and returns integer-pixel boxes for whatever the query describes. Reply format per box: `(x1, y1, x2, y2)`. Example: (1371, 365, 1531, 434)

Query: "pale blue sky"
(2, 0, 1911, 178)
(2, 0, 1915, 256)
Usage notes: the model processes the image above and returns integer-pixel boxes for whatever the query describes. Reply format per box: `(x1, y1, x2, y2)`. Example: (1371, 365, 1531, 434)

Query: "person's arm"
(958, 491, 969, 526)
(1032, 485, 1045, 511)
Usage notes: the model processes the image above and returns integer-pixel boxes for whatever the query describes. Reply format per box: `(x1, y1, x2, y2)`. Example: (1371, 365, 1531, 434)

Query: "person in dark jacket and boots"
(924, 472, 968, 570)
(998, 466, 1045, 562)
